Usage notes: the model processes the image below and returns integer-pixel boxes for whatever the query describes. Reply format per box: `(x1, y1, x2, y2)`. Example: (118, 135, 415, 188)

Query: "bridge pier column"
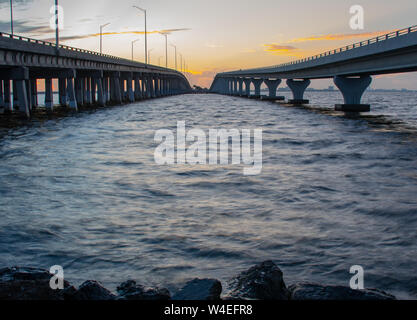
(233, 78, 239, 95)
(334, 75, 372, 112)
(125, 73, 135, 103)
(13, 81, 19, 110)
(287, 79, 311, 104)
(160, 77, 166, 96)
(250, 78, 263, 99)
(243, 78, 251, 97)
(58, 78, 67, 106)
(75, 78, 84, 106)
(238, 78, 244, 96)
(44, 78, 54, 110)
(30, 79, 38, 109)
(110, 72, 122, 104)
(11, 67, 30, 117)
(84, 77, 92, 105)
(3, 80, 12, 112)
(148, 75, 155, 98)
(0, 80, 4, 110)
(103, 77, 110, 103)
(91, 71, 105, 107)
(263, 79, 285, 101)
(66, 78, 77, 110)
(141, 76, 147, 99)
(134, 75, 142, 100)
(154, 76, 160, 97)
(25, 79, 32, 112)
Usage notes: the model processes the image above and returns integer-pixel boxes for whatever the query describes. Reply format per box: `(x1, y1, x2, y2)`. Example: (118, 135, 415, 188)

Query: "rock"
(173, 278, 222, 300)
(69, 280, 116, 300)
(223, 261, 290, 300)
(289, 283, 396, 300)
(0, 266, 74, 300)
(117, 280, 171, 300)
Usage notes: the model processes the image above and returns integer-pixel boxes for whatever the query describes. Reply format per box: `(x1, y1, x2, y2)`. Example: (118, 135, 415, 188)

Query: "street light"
(179, 53, 183, 73)
(131, 38, 140, 61)
(100, 22, 110, 54)
(55, 0, 59, 49)
(133, 5, 148, 65)
(170, 44, 177, 71)
(9, 0, 13, 35)
(160, 32, 168, 68)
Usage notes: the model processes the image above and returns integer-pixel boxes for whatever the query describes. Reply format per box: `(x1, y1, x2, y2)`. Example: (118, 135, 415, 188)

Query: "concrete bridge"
(0, 32, 192, 118)
(210, 25, 417, 112)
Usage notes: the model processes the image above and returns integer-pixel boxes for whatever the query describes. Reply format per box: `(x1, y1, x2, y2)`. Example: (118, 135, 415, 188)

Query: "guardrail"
(226, 25, 417, 74)
(0, 31, 174, 73)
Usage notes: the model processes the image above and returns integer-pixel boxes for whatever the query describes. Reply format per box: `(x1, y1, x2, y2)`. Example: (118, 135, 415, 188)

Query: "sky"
(0, 0, 417, 89)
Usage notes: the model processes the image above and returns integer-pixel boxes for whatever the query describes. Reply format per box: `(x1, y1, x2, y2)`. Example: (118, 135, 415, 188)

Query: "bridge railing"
(0, 31, 176, 74)
(228, 25, 417, 74)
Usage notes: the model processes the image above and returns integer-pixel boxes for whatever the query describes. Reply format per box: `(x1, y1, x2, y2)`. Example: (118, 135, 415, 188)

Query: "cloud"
(42, 28, 191, 42)
(287, 30, 396, 43)
(263, 44, 305, 57)
(0, 19, 51, 37)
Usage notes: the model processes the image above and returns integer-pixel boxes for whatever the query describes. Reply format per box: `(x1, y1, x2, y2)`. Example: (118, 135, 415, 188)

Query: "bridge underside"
(0, 34, 192, 118)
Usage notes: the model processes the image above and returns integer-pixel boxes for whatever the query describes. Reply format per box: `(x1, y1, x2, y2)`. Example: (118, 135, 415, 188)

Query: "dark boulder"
(117, 280, 171, 300)
(289, 283, 396, 300)
(223, 261, 290, 300)
(68, 280, 116, 300)
(173, 278, 222, 300)
(0, 266, 75, 300)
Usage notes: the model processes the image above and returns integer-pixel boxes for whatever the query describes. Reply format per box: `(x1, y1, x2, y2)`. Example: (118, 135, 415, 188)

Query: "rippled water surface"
(1, 91, 417, 298)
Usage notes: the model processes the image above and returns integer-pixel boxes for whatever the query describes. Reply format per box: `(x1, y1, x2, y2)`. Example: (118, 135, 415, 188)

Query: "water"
(1, 91, 417, 299)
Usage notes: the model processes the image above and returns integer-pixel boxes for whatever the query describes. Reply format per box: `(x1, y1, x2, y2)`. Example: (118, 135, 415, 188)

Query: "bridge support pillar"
(134, 75, 142, 100)
(263, 79, 285, 101)
(125, 73, 135, 103)
(238, 78, 244, 96)
(104, 77, 110, 103)
(334, 75, 372, 112)
(30, 79, 38, 109)
(84, 77, 92, 105)
(3, 80, 12, 112)
(154, 76, 161, 97)
(58, 78, 67, 106)
(66, 78, 77, 110)
(250, 78, 263, 99)
(110, 72, 122, 104)
(141, 76, 147, 98)
(10, 67, 30, 117)
(149, 76, 155, 98)
(243, 78, 251, 97)
(75, 78, 84, 106)
(44, 78, 54, 111)
(287, 79, 310, 104)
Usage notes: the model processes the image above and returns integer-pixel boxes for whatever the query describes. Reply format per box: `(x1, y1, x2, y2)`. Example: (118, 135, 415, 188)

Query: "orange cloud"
(263, 44, 305, 57)
(287, 29, 396, 43)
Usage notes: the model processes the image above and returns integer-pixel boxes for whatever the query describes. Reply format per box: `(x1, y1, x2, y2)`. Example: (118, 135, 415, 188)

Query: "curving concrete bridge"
(210, 25, 417, 112)
(0, 32, 192, 118)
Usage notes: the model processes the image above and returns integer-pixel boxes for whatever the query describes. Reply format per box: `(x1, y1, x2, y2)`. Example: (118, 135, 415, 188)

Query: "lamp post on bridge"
(133, 5, 148, 65)
(131, 38, 140, 61)
(55, 0, 59, 49)
(100, 23, 110, 54)
(9, 0, 13, 36)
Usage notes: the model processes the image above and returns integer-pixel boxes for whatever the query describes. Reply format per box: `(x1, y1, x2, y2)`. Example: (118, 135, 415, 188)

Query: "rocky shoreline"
(0, 261, 396, 300)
